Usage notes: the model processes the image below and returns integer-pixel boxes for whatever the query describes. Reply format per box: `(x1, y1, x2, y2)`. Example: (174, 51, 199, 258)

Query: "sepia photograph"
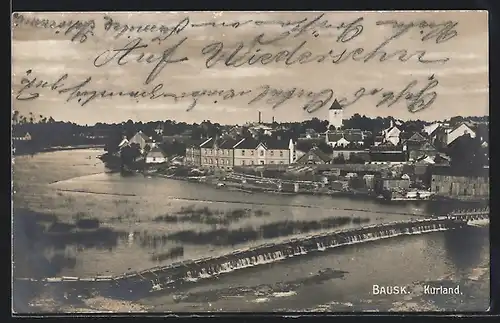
(12, 11, 489, 313)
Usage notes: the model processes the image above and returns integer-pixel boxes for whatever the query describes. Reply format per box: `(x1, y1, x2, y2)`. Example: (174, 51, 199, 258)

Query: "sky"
(11, 11, 488, 125)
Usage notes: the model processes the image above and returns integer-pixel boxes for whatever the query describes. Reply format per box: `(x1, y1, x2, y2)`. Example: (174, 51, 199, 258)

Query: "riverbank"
(13, 144, 105, 156)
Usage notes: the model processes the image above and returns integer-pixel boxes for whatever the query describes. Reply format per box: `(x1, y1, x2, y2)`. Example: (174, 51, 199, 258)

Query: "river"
(12, 149, 490, 312)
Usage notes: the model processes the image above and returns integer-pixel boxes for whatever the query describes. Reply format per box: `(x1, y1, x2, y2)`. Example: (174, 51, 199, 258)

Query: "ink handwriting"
(12, 13, 95, 43)
(102, 14, 364, 42)
(376, 19, 459, 44)
(201, 34, 449, 69)
(16, 70, 440, 114)
(93, 37, 189, 85)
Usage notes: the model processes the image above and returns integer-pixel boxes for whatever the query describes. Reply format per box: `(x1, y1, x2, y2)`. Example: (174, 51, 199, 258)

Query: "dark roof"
(263, 138, 289, 150)
(344, 133, 363, 142)
(199, 138, 214, 148)
(332, 146, 368, 151)
(186, 139, 206, 147)
(234, 137, 260, 149)
(329, 99, 343, 110)
(218, 138, 240, 149)
(399, 132, 413, 141)
(370, 144, 403, 152)
(299, 147, 332, 163)
(327, 132, 344, 142)
(407, 132, 427, 142)
(431, 165, 489, 178)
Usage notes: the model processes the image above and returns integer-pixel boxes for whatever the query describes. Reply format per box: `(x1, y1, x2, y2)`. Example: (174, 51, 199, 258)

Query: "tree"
(349, 153, 366, 164)
(447, 134, 485, 175)
(332, 155, 346, 164)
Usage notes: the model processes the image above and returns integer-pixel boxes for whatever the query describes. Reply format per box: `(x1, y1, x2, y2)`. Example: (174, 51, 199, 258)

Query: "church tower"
(328, 99, 343, 130)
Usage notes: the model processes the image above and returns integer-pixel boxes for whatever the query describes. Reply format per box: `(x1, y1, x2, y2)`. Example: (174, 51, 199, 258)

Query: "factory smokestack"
(258, 111, 262, 124)
(272, 116, 275, 123)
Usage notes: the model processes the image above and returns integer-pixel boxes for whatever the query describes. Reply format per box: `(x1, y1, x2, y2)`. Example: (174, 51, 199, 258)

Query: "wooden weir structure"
(14, 207, 489, 297)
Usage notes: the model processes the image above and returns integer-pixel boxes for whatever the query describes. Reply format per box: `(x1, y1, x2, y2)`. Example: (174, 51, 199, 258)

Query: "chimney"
(258, 111, 262, 124)
(272, 116, 275, 123)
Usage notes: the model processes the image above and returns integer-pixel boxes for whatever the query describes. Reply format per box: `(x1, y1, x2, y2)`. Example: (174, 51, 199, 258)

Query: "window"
(251, 150, 254, 156)
(270, 151, 274, 156)
(204, 158, 207, 163)
(308, 155, 314, 160)
(210, 158, 213, 164)
(242, 150, 246, 156)
(260, 150, 264, 156)
(260, 160, 264, 165)
(153, 157, 156, 161)
(242, 160, 246, 165)
(280, 161, 284, 164)
(210, 149, 213, 155)
(270, 161, 274, 164)
(280, 151, 284, 157)
(251, 161, 254, 165)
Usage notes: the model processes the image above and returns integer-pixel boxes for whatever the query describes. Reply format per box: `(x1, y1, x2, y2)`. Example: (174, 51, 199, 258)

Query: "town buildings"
(295, 146, 332, 164)
(381, 120, 402, 146)
(199, 137, 242, 170)
(186, 136, 295, 169)
(145, 146, 167, 164)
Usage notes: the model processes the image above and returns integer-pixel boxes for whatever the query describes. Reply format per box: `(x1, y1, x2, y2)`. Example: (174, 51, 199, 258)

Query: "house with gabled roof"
(199, 136, 245, 170)
(401, 132, 437, 161)
(129, 130, 154, 152)
(446, 122, 476, 146)
(145, 145, 168, 164)
(233, 137, 294, 166)
(381, 120, 402, 146)
(423, 122, 441, 136)
(296, 146, 332, 165)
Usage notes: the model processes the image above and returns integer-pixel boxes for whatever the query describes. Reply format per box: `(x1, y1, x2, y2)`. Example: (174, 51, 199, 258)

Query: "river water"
(12, 149, 490, 312)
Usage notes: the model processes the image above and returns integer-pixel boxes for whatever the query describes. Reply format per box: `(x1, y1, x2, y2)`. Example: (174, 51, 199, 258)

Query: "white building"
(145, 146, 167, 164)
(381, 120, 402, 146)
(328, 99, 343, 130)
(446, 123, 476, 145)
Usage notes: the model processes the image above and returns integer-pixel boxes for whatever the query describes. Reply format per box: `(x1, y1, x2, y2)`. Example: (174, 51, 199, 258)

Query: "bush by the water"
(153, 206, 270, 226)
(166, 216, 371, 246)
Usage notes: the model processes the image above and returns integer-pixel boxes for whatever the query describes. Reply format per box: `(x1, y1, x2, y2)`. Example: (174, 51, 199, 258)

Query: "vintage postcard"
(12, 11, 489, 313)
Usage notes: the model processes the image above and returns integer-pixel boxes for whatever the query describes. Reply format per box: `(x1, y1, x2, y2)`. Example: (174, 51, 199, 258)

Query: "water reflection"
(443, 226, 488, 272)
(13, 209, 125, 278)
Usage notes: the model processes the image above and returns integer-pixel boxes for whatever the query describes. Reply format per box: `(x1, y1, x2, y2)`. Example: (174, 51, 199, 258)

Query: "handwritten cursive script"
(16, 70, 440, 114)
(12, 13, 96, 43)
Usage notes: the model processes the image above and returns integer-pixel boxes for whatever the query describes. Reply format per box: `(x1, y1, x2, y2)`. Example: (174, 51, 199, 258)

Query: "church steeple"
(328, 99, 344, 129)
(329, 99, 343, 110)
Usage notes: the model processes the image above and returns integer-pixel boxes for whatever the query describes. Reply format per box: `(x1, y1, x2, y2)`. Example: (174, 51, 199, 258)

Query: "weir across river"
(14, 208, 489, 299)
